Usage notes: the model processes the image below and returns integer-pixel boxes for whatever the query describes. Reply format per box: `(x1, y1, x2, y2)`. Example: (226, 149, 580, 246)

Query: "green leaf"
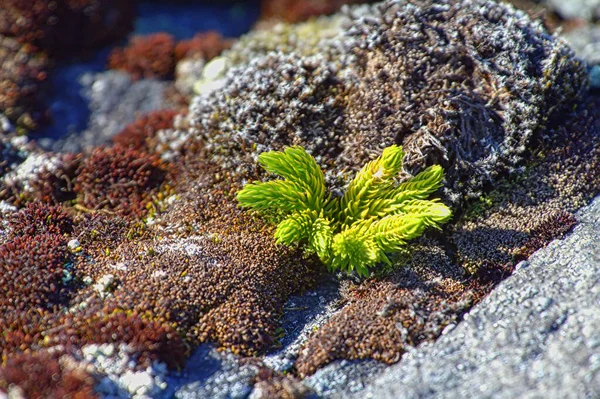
(237, 180, 306, 212)
(330, 227, 380, 277)
(258, 146, 326, 210)
(307, 215, 333, 262)
(368, 214, 428, 253)
(392, 199, 452, 227)
(275, 210, 333, 262)
(274, 211, 313, 245)
(385, 165, 445, 201)
(336, 145, 404, 226)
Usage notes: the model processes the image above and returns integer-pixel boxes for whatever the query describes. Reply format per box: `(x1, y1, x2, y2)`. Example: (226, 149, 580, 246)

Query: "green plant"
(237, 145, 452, 277)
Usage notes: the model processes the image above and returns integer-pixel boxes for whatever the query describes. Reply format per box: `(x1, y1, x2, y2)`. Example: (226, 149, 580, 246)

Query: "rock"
(545, 0, 600, 21)
(357, 194, 600, 399)
(42, 71, 169, 153)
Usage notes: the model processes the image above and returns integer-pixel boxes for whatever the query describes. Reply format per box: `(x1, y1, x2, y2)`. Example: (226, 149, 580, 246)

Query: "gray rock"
(41, 71, 168, 153)
(562, 25, 600, 65)
(545, 0, 600, 20)
(263, 277, 342, 373)
(305, 359, 386, 397)
(355, 194, 600, 399)
(162, 345, 259, 399)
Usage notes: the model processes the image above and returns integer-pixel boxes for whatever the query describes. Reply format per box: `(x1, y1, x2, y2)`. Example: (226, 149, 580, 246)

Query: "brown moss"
(174, 31, 233, 62)
(112, 109, 180, 151)
(108, 33, 176, 80)
(0, 351, 97, 399)
(0, 0, 136, 56)
(295, 242, 474, 376)
(74, 145, 169, 217)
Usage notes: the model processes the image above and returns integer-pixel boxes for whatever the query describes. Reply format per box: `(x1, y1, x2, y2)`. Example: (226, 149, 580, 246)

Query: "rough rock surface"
(356, 194, 600, 399)
(41, 71, 169, 153)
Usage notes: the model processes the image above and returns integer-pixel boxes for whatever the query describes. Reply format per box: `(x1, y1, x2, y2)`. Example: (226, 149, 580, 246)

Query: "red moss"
(0, 0, 136, 56)
(8, 202, 74, 237)
(0, 233, 70, 312)
(108, 33, 177, 80)
(28, 153, 80, 204)
(0, 351, 97, 399)
(0, 312, 46, 359)
(113, 109, 179, 151)
(260, 0, 369, 23)
(45, 303, 188, 370)
(0, 36, 49, 130)
(174, 31, 233, 62)
(74, 145, 169, 217)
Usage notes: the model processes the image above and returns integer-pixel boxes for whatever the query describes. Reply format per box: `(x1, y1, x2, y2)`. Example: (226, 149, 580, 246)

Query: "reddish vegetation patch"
(108, 31, 233, 80)
(43, 300, 188, 370)
(0, 233, 70, 312)
(108, 33, 177, 80)
(260, 0, 371, 23)
(0, 204, 76, 359)
(27, 153, 80, 205)
(113, 109, 180, 151)
(8, 202, 74, 238)
(253, 367, 311, 398)
(0, 351, 97, 399)
(0, 0, 136, 55)
(74, 145, 169, 217)
(175, 31, 233, 62)
(0, 36, 49, 130)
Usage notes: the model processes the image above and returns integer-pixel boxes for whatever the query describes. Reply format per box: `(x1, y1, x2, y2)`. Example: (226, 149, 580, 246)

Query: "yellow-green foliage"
(237, 145, 452, 277)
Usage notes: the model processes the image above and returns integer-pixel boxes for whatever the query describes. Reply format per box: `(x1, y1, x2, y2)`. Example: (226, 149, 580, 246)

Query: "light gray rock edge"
(355, 194, 600, 399)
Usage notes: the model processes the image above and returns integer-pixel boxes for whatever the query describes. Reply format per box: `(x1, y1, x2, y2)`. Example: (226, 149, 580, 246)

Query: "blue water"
(37, 1, 260, 144)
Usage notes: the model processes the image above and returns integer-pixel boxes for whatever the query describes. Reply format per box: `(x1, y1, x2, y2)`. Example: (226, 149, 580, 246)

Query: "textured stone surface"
(545, 0, 600, 20)
(41, 71, 168, 153)
(163, 345, 259, 399)
(357, 194, 600, 399)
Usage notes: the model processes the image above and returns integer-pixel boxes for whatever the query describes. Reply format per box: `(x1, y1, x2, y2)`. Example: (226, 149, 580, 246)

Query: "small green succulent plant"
(237, 145, 451, 277)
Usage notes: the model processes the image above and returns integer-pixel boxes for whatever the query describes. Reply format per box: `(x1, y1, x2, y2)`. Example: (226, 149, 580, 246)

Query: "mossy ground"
(1, 0, 599, 397)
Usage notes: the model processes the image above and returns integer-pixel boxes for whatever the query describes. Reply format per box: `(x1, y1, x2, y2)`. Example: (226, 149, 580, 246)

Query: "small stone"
(67, 238, 81, 252)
